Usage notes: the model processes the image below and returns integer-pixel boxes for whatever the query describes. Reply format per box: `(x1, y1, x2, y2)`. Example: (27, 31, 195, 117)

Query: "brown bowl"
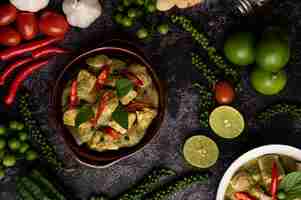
(50, 46, 166, 168)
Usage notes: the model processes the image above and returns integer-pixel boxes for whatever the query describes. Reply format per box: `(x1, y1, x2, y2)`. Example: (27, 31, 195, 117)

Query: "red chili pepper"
(31, 46, 69, 59)
(0, 57, 33, 86)
(234, 192, 257, 200)
(104, 127, 120, 140)
(270, 161, 279, 200)
(0, 37, 62, 61)
(97, 66, 110, 88)
(121, 69, 144, 87)
(126, 100, 152, 112)
(92, 92, 113, 126)
(69, 80, 79, 109)
(4, 60, 49, 105)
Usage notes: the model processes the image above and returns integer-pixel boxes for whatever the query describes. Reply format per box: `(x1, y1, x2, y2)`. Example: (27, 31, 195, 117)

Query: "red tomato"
(214, 81, 235, 104)
(39, 11, 69, 37)
(0, 4, 17, 26)
(16, 12, 38, 40)
(0, 26, 21, 46)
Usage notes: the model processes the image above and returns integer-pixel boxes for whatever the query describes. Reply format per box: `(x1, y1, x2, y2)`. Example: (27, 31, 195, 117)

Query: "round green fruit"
(26, 150, 38, 161)
(19, 143, 30, 154)
(0, 168, 5, 178)
(250, 68, 287, 95)
(0, 126, 6, 136)
(256, 37, 290, 72)
(8, 138, 20, 151)
(19, 132, 28, 141)
(3, 154, 16, 167)
(0, 138, 6, 150)
(224, 32, 256, 66)
(136, 28, 148, 39)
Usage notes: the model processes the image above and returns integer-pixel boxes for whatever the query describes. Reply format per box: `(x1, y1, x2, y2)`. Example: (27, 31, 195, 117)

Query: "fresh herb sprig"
(18, 94, 63, 170)
(278, 172, 301, 200)
(256, 103, 301, 123)
(144, 173, 208, 200)
(193, 83, 215, 129)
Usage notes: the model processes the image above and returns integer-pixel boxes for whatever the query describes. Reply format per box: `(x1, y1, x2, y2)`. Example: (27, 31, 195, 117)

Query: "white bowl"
(216, 145, 301, 200)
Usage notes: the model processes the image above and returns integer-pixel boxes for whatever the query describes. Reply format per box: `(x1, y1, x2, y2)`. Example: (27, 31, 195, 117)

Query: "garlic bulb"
(63, 0, 102, 29)
(10, 0, 49, 12)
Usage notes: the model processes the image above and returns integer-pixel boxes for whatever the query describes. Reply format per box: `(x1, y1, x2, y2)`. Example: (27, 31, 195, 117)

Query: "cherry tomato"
(16, 12, 38, 40)
(39, 11, 69, 37)
(0, 26, 21, 46)
(0, 4, 17, 26)
(214, 81, 235, 104)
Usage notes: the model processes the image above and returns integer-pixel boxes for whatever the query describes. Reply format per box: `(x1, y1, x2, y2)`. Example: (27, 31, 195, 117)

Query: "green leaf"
(75, 106, 94, 127)
(116, 78, 133, 97)
(279, 172, 301, 199)
(112, 105, 128, 129)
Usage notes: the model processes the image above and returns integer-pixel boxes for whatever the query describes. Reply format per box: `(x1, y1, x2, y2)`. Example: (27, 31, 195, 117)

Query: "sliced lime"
(183, 135, 219, 168)
(209, 106, 245, 139)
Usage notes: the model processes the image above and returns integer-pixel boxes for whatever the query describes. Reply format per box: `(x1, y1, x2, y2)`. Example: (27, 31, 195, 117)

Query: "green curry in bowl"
(62, 54, 159, 152)
(225, 154, 301, 200)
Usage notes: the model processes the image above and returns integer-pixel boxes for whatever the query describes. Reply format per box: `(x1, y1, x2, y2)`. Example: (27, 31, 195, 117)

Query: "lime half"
(183, 135, 219, 168)
(209, 106, 245, 139)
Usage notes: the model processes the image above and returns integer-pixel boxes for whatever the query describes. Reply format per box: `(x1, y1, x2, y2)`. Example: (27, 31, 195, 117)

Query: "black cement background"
(1, 0, 301, 199)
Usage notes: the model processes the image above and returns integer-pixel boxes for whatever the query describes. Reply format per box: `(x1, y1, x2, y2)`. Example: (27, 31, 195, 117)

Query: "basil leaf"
(75, 106, 94, 127)
(116, 78, 133, 97)
(280, 172, 301, 199)
(112, 105, 128, 129)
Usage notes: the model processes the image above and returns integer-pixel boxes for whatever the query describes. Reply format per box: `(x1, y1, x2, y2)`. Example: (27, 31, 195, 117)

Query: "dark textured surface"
(2, 0, 301, 199)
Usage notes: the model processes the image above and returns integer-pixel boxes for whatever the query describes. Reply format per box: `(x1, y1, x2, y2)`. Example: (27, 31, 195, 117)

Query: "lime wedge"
(183, 135, 219, 168)
(209, 106, 245, 139)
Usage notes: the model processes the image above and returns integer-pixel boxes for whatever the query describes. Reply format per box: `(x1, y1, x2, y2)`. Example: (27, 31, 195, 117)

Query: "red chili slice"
(270, 161, 279, 200)
(121, 69, 144, 87)
(234, 192, 257, 200)
(125, 100, 153, 112)
(92, 92, 113, 126)
(97, 66, 110, 88)
(4, 60, 49, 105)
(69, 80, 79, 108)
(104, 127, 121, 140)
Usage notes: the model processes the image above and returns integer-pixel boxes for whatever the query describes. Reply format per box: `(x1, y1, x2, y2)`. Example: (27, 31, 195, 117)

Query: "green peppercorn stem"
(191, 53, 219, 87)
(90, 196, 109, 200)
(116, 168, 176, 200)
(257, 103, 301, 123)
(18, 94, 63, 170)
(193, 83, 215, 129)
(144, 173, 208, 200)
(171, 15, 242, 87)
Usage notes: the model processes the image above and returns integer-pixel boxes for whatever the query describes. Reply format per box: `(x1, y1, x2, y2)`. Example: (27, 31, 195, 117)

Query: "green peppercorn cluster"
(144, 173, 208, 200)
(90, 196, 108, 200)
(193, 83, 215, 129)
(257, 103, 301, 123)
(18, 94, 63, 171)
(89, 169, 208, 200)
(171, 15, 242, 85)
(192, 53, 219, 87)
(117, 168, 176, 200)
(113, 0, 169, 40)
